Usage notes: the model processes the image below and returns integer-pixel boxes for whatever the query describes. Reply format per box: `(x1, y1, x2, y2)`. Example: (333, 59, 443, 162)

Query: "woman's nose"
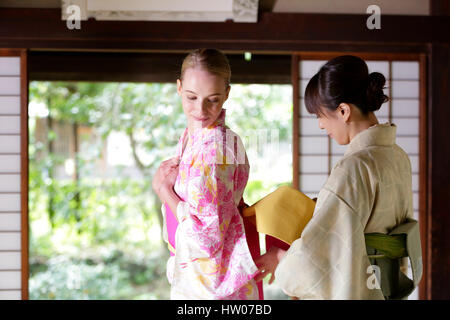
(200, 100, 209, 114)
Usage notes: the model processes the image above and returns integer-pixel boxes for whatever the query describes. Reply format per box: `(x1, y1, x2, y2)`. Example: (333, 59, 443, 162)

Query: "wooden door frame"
(20, 49, 29, 301)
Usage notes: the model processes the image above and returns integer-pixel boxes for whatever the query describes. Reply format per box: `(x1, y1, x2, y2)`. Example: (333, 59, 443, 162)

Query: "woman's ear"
(338, 103, 351, 123)
(176, 79, 182, 96)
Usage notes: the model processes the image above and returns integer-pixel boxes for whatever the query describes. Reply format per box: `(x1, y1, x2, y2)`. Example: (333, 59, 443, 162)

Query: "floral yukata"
(162, 109, 259, 300)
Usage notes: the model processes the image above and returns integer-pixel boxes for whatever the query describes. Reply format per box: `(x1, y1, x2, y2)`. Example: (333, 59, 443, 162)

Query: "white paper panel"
(299, 60, 326, 79)
(0, 116, 20, 134)
(391, 80, 419, 99)
(0, 58, 20, 76)
(0, 252, 21, 270)
(392, 99, 420, 117)
(0, 135, 21, 153)
(0, 271, 21, 289)
(410, 155, 419, 173)
(392, 61, 419, 80)
(392, 118, 419, 136)
(331, 139, 347, 155)
(0, 232, 21, 250)
(299, 79, 309, 97)
(299, 174, 328, 192)
(366, 61, 389, 77)
(299, 117, 322, 136)
(300, 155, 328, 173)
(299, 136, 328, 154)
(0, 77, 20, 95)
(0, 290, 21, 300)
(0, 194, 21, 212)
(374, 104, 389, 118)
(0, 174, 20, 193)
(413, 210, 419, 221)
(396, 137, 419, 154)
(0, 96, 20, 115)
(0, 57, 21, 299)
(0, 155, 20, 172)
(413, 192, 419, 211)
(0, 214, 20, 231)
(378, 117, 390, 124)
(412, 174, 419, 192)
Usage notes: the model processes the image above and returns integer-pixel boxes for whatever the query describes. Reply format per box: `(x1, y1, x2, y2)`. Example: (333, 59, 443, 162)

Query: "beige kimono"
(275, 123, 413, 299)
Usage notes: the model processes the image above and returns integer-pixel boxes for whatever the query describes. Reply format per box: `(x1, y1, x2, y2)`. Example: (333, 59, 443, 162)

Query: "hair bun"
(366, 72, 389, 111)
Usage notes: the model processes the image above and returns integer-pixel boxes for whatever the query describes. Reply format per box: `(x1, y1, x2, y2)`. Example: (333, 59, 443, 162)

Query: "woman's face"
(177, 67, 230, 131)
(316, 106, 351, 145)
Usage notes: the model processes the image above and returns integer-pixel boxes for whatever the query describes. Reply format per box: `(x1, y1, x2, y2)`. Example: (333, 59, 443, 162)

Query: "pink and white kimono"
(161, 108, 260, 299)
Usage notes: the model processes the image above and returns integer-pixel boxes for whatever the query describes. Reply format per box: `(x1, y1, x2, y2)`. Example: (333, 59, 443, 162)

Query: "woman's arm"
(159, 181, 181, 222)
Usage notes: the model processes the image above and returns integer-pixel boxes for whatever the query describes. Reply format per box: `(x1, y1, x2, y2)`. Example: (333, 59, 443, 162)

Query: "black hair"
(305, 55, 389, 116)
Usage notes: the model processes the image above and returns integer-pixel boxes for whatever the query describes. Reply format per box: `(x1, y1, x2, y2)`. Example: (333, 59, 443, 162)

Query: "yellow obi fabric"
(242, 185, 316, 245)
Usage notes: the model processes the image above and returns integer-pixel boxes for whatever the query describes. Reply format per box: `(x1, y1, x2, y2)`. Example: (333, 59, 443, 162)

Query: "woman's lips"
(192, 115, 209, 121)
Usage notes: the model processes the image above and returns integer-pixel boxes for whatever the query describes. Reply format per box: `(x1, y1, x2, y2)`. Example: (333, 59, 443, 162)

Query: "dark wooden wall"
(1, 6, 449, 299)
(28, 51, 291, 84)
(427, 44, 450, 299)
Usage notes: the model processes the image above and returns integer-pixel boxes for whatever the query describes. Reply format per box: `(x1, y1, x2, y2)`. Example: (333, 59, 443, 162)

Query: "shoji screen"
(296, 55, 422, 299)
(0, 51, 27, 300)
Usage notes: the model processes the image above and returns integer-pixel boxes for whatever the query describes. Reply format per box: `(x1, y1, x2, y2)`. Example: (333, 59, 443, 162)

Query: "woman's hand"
(152, 157, 180, 199)
(161, 165, 179, 194)
(254, 246, 287, 284)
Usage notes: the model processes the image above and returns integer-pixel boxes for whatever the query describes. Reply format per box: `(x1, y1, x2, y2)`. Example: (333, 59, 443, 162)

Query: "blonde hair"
(180, 48, 231, 87)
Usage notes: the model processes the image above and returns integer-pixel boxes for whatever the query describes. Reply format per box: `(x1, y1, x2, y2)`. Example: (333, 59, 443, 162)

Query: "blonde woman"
(152, 49, 260, 300)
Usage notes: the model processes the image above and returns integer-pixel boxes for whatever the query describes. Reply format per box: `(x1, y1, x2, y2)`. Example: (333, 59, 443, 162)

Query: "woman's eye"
(209, 99, 219, 103)
(187, 96, 196, 101)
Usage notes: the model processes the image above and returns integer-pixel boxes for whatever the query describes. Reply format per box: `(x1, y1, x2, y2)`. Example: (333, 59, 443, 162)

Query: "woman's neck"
(348, 112, 379, 142)
(187, 121, 202, 136)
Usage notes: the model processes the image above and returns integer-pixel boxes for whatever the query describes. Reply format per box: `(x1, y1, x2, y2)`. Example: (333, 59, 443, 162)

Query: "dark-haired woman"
(255, 55, 414, 299)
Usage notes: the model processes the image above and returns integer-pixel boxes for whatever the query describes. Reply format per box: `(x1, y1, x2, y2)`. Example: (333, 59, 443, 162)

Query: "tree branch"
(127, 126, 150, 174)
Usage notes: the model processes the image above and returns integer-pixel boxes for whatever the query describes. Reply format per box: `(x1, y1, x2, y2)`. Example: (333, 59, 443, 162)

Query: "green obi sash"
(365, 218, 423, 300)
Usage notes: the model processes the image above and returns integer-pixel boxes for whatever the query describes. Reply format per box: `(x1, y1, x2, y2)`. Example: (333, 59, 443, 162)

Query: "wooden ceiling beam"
(28, 51, 292, 84)
(0, 8, 448, 51)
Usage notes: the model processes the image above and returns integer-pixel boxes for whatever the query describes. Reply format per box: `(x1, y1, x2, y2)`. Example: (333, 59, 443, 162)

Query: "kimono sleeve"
(274, 188, 385, 299)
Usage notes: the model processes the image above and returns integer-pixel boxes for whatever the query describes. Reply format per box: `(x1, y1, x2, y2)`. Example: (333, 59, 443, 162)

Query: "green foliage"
(29, 255, 129, 300)
(244, 180, 292, 206)
(94, 83, 185, 175)
(29, 248, 170, 300)
(28, 81, 292, 300)
(30, 81, 107, 125)
(226, 84, 292, 142)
